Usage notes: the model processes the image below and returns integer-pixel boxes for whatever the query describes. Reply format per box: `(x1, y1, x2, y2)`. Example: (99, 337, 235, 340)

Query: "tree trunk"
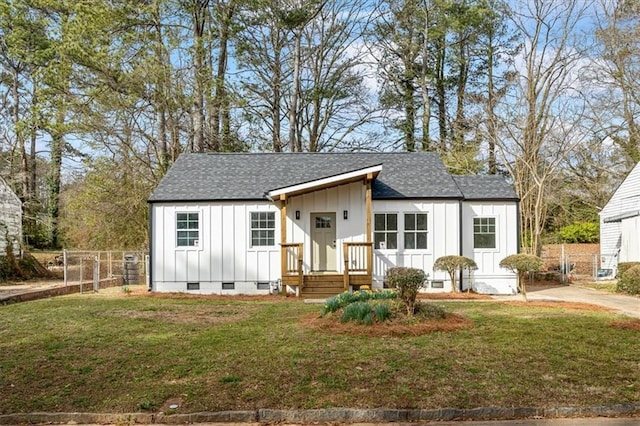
(289, 27, 302, 152)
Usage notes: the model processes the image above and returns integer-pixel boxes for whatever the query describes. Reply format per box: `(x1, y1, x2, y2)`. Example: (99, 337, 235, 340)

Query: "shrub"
(617, 265, 640, 295)
(616, 262, 640, 279)
(499, 254, 544, 301)
(558, 221, 599, 243)
(414, 302, 447, 320)
(433, 255, 477, 293)
(386, 267, 426, 316)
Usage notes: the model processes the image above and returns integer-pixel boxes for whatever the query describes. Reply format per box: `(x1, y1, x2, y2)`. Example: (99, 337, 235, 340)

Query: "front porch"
(281, 242, 373, 298)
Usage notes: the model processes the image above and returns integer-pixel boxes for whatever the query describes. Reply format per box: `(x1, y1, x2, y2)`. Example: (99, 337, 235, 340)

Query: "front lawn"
(0, 290, 638, 414)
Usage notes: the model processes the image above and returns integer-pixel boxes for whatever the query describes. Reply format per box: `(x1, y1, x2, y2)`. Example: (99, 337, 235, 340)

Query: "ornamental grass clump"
(340, 301, 392, 325)
(321, 289, 397, 316)
(386, 267, 426, 316)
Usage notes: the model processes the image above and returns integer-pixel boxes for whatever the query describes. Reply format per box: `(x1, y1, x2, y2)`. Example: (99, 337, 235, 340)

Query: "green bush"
(617, 265, 640, 295)
(414, 302, 447, 320)
(616, 262, 640, 279)
(386, 267, 426, 316)
(558, 221, 599, 243)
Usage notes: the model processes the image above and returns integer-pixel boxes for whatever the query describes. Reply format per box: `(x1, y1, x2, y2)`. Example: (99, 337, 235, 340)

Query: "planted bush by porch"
(386, 267, 426, 316)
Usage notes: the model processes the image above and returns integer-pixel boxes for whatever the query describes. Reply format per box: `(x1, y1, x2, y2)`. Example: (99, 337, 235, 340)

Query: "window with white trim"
(473, 217, 496, 249)
(404, 213, 428, 249)
(374, 213, 397, 249)
(250, 212, 275, 247)
(176, 212, 199, 247)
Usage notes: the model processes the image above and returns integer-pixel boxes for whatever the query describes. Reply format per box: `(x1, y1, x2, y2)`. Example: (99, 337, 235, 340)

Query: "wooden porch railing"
(343, 242, 373, 290)
(281, 243, 303, 290)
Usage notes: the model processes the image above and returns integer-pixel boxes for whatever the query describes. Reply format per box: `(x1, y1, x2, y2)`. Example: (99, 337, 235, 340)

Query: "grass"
(0, 290, 638, 414)
(578, 281, 619, 293)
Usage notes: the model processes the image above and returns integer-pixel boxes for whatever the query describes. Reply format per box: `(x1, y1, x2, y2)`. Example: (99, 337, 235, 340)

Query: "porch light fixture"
(295, 210, 300, 220)
(343, 210, 348, 220)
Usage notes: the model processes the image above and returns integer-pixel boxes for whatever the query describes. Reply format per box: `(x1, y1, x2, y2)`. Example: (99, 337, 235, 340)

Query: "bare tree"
(497, 0, 593, 255)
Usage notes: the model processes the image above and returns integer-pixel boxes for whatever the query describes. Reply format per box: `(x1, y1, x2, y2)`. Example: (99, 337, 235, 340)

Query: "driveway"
(493, 285, 640, 319)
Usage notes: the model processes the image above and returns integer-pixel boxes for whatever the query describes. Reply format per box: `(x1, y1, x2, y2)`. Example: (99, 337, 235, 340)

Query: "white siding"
(151, 201, 280, 294)
(600, 162, 640, 272)
(287, 182, 366, 273)
(462, 201, 518, 295)
(371, 200, 459, 292)
(620, 216, 640, 263)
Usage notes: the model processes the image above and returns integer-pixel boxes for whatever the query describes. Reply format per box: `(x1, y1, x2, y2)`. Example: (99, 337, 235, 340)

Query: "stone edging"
(1, 404, 639, 424)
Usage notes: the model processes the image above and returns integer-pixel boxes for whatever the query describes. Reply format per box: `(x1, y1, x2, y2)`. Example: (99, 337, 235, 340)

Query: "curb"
(1, 405, 639, 424)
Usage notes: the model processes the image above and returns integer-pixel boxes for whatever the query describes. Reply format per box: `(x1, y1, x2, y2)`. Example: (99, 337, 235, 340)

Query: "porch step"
(300, 274, 344, 299)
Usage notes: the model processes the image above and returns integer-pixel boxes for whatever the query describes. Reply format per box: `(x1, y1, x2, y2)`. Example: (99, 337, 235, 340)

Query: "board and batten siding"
(600, 162, 640, 272)
(151, 202, 280, 294)
(371, 200, 460, 291)
(287, 181, 366, 274)
(461, 201, 518, 295)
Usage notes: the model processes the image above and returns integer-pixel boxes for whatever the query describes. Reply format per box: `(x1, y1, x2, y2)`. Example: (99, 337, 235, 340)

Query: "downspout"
(148, 201, 153, 291)
(516, 201, 521, 254)
(459, 199, 464, 292)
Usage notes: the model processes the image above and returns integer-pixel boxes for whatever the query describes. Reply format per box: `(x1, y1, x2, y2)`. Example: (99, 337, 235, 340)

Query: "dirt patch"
(101, 304, 260, 325)
(504, 300, 612, 312)
(418, 292, 491, 300)
(301, 312, 473, 337)
(610, 319, 640, 331)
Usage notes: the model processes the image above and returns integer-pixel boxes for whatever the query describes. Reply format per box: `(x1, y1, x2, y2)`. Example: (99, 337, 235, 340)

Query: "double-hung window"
(404, 213, 428, 249)
(176, 212, 199, 247)
(473, 217, 496, 249)
(251, 212, 275, 247)
(374, 213, 397, 249)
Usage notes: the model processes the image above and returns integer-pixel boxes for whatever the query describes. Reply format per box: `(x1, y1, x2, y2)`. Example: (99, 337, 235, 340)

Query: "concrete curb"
(1, 404, 639, 424)
(0, 278, 122, 305)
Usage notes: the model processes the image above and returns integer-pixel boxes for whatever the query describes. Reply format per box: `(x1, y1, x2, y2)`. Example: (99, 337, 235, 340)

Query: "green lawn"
(0, 291, 638, 414)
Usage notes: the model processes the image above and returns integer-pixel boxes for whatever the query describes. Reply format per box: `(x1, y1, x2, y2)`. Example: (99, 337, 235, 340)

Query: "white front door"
(311, 213, 336, 271)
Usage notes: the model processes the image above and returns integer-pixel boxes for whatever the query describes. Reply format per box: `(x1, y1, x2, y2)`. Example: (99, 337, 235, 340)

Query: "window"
(177, 212, 199, 247)
(186, 282, 200, 290)
(374, 213, 397, 249)
(250, 212, 275, 247)
(222, 282, 235, 290)
(404, 213, 428, 249)
(474, 217, 496, 249)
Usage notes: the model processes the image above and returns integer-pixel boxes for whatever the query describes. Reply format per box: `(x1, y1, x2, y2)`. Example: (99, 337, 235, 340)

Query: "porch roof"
(266, 164, 382, 200)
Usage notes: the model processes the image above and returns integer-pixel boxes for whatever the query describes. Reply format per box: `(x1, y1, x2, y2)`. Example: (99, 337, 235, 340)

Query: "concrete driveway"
(492, 285, 640, 319)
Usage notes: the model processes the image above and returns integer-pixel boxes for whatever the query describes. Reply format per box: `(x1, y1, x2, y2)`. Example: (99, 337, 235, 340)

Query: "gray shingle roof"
(149, 152, 517, 202)
(453, 175, 519, 200)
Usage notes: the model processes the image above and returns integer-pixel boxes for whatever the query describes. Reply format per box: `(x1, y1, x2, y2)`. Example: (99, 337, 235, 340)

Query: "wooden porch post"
(280, 195, 287, 295)
(365, 175, 373, 280)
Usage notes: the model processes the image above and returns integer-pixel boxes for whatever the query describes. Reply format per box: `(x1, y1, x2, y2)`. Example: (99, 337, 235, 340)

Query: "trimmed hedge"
(616, 262, 640, 279)
(386, 267, 426, 316)
(617, 265, 640, 295)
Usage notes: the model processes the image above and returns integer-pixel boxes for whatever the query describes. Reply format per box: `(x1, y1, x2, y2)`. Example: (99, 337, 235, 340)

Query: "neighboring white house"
(148, 152, 519, 297)
(600, 161, 640, 276)
(0, 177, 22, 255)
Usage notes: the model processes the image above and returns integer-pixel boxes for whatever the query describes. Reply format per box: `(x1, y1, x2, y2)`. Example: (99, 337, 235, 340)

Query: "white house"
(0, 177, 22, 255)
(148, 152, 519, 297)
(600, 161, 640, 276)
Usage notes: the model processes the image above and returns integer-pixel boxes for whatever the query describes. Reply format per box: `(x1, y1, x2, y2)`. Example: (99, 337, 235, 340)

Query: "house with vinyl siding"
(600, 161, 640, 276)
(148, 152, 519, 297)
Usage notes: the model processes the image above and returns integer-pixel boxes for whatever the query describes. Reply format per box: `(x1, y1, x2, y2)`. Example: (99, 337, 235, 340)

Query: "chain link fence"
(540, 244, 614, 283)
(61, 250, 149, 290)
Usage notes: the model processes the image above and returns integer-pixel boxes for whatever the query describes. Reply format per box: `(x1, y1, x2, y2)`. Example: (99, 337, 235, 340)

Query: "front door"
(311, 213, 336, 271)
